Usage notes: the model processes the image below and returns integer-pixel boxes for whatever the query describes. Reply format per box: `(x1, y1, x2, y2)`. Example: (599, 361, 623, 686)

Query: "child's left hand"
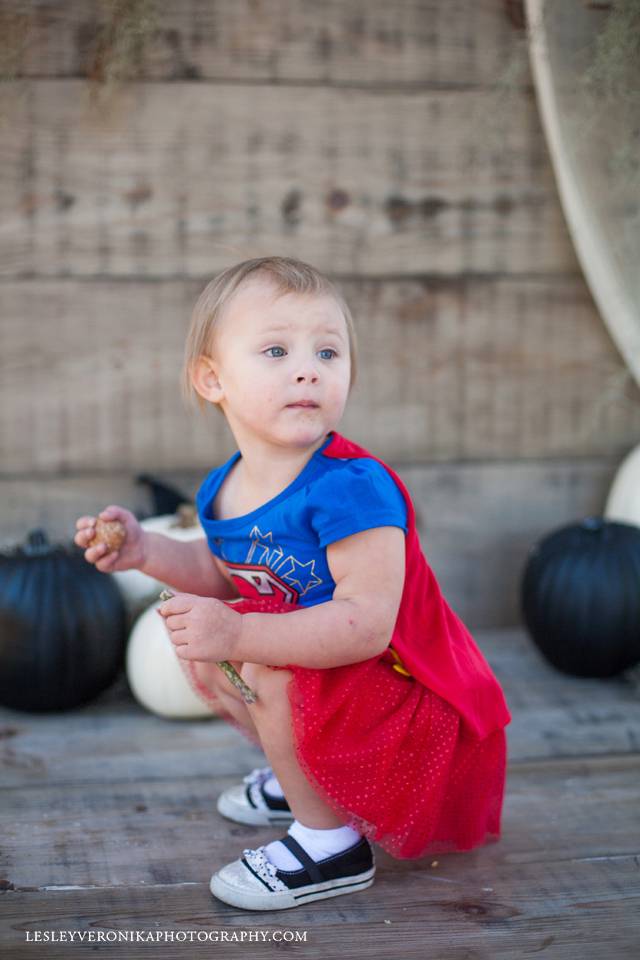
(157, 593, 242, 661)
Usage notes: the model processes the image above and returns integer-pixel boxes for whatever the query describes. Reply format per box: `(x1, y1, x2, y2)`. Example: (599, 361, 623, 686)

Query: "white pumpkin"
(604, 442, 640, 528)
(126, 600, 218, 719)
(113, 505, 205, 620)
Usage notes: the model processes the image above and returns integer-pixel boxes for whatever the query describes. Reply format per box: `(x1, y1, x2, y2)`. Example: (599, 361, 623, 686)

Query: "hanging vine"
(85, 0, 159, 92)
(580, 0, 640, 185)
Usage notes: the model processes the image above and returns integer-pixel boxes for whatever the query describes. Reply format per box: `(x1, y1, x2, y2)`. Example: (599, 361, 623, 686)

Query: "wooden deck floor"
(1, 627, 639, 959)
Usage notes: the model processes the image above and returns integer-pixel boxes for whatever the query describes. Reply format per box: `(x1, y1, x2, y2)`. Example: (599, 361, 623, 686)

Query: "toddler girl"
(75, 256, 511, 912)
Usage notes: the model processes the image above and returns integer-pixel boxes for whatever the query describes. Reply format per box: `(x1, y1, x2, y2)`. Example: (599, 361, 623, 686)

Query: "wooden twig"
(158, 590, 257, 704)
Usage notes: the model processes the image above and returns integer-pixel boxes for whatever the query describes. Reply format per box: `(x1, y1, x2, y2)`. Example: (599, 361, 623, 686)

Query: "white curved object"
(126, 601, 217, 719)
(604, 442, 640, 527)
(526, 0, 640, 387)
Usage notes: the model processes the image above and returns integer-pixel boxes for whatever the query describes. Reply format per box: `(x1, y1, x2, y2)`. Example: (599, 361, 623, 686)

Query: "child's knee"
(208, 659, 247, 701)
(240, 663, 292, 702)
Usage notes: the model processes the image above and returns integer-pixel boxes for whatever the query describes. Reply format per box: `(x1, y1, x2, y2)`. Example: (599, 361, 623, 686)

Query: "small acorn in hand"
(87, 518, 126, 552)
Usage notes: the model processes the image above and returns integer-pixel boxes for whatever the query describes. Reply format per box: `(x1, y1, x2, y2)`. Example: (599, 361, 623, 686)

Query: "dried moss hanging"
(580, 0, 640, 186)
(86, 0, 159, 101)
(0, 9, 31, 84)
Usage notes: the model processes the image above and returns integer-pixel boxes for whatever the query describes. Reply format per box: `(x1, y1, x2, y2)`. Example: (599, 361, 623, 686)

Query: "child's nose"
(294, 358, 320, 382)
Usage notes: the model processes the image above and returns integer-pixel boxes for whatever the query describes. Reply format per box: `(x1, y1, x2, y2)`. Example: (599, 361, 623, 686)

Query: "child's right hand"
(74, 505, 147, 573)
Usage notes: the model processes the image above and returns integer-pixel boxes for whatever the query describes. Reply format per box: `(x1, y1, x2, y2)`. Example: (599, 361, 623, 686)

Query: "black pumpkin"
(0, 530, 127, 712)
(520, 516, 640, 678)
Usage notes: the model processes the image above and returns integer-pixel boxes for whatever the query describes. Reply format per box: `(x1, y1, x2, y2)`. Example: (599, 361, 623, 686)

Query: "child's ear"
(191, 355, 224, 405)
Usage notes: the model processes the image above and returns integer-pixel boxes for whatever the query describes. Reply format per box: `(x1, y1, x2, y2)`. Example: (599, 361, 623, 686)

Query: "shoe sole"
(209, 866, 375, 911)
(216, 791, 294, 827)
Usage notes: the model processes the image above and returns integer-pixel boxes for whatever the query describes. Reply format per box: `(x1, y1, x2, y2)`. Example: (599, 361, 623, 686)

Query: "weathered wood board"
(0, 629, 639, 958)
(1, 276, 638, 477)
(1, 758, 639, 901)
(0, 79, 576, 278)
(3, 0, 527, 87)
(2, 858, 639, 960)
(2, 630, 638, 793)
(0, 456, 622, 628)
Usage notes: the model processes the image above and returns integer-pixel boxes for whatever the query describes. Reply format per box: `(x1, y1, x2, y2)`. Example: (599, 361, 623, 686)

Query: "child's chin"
(282, 424, 330, 447)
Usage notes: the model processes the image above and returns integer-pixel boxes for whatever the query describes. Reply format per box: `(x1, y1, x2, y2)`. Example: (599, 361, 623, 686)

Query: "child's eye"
(318, 348, 337, 360)
(264, 346, 286, 358)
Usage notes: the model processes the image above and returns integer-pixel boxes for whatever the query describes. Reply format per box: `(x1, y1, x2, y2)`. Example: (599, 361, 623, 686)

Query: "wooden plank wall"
(1, 1, 639, 625)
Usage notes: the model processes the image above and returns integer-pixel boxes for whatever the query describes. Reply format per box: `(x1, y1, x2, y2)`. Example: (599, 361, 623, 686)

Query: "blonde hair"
(181, 256, 358, 414)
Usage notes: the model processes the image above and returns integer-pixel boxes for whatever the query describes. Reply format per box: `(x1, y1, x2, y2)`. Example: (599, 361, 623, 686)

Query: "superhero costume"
(193, 431, 511, 857)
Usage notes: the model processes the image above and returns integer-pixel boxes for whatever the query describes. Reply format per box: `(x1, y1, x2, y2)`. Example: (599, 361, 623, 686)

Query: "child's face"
(200, 278, 352, 451)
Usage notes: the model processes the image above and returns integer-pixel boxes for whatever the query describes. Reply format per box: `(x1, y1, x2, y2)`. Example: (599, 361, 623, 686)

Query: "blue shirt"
(195, 433, 408, 607)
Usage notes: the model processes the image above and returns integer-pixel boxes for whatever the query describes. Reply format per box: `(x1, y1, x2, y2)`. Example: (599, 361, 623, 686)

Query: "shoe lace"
(242, 766, 272, 788)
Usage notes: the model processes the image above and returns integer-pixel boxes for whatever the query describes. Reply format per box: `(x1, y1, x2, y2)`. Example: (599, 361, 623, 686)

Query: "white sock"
(262, 774, 285, 799)
(264, 820, 362, 871)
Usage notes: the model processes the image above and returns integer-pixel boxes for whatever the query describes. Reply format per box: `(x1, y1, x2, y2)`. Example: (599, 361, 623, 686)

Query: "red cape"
(322, 432, 511, 740)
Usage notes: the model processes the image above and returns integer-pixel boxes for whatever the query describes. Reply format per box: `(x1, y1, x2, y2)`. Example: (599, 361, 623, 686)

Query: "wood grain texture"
(1, 758, 639, 887)
(0, 78, 575, 277)
(0, 628, 639, 957)
(4, 0, 528, 87)
(2, 631, 639, 790)
(1, 860, 638, 960)
(1, 276, 638, 477)
(0, 456, 621, 628)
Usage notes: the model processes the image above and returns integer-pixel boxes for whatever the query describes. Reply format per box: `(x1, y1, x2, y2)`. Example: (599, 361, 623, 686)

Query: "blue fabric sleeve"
(309, 458, 408, 548)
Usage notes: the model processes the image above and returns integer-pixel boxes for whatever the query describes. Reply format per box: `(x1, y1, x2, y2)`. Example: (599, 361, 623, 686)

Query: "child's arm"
(141, 533, 240, 600)
(235, 525, 406, 668)
(76, 505, 238, 601)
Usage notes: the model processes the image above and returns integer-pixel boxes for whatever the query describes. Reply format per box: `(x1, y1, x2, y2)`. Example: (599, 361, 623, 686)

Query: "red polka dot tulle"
(182, 596, 507, 859)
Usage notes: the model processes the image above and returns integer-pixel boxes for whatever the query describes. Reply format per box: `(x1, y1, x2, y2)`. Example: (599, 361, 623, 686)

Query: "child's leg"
(242, 663, 345, 829)
(209, 662, 372, 908)
(192, 660, 260, 742)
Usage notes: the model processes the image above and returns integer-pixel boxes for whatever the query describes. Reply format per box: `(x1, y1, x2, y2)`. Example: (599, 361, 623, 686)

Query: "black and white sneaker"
(216, 766, 294, 826)
(210, 833, 375, 910)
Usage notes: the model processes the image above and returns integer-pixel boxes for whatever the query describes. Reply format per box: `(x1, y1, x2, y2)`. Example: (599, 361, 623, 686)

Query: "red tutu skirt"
(182, 598, 508, 860)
